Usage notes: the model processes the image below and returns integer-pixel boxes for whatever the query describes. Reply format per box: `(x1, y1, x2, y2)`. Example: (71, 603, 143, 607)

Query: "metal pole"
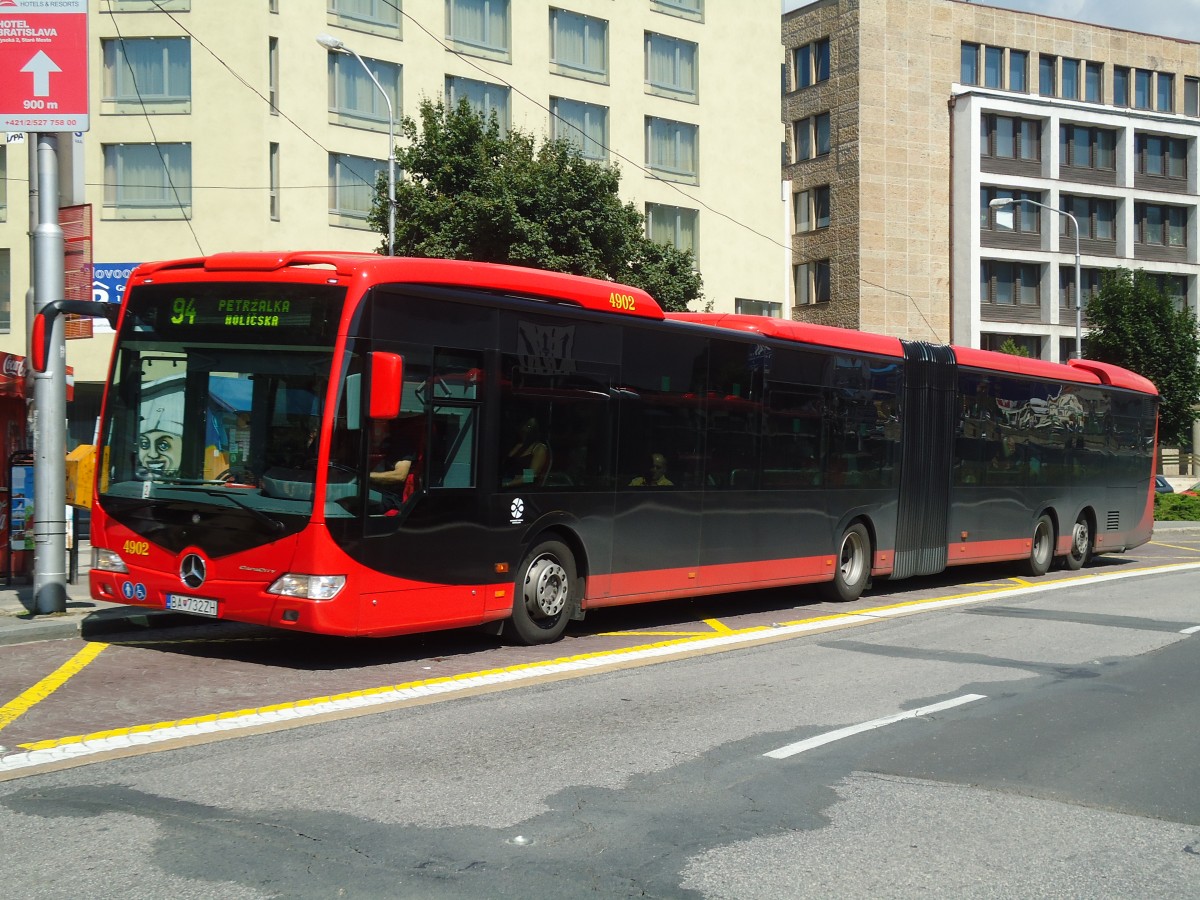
(31, 134, 68, 614)
(346, 47, 395, 257)
(1073, 220, 1082, 360)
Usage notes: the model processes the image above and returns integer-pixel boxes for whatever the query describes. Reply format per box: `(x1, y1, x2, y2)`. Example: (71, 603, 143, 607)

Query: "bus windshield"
(98, 281, 345, 521)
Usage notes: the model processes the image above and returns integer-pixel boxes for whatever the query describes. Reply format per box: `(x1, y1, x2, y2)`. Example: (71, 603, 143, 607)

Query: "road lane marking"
(4, 561, 1200, 778)
(1181, 625, 1200, 635)
(1150, 541, 1200, 553)
(764, 694, 987, 760)
(0, 642, 108, 733)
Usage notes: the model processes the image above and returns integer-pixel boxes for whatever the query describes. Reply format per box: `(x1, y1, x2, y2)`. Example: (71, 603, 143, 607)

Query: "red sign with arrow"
(0, 0, 89, 132)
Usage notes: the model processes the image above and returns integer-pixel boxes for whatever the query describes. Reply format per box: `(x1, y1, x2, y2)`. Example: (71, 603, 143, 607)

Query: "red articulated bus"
(60, 252, 1158, 644)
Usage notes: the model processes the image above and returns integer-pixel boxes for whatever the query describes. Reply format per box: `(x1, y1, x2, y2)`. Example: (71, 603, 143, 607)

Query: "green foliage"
(1084, 268, 1200, 447)
(997, 338, 1031, 357)
(1154, 491, 1200, 521)
(369, 99, 703, 311)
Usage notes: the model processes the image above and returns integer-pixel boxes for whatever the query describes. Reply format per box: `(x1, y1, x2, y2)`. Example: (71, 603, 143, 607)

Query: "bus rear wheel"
(509, 540, 575, 645)
(1062, 513, 1093, 571)
(820, 522, 871, 602)
(1026, 514, 1054, 577)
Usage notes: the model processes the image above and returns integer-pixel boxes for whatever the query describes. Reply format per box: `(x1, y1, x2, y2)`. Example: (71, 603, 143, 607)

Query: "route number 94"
(608, 292, 637, 312)
(123, 539, 150, 556)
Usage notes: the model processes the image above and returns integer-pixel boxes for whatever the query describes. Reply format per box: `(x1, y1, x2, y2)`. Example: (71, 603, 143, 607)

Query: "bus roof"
(667, 313, 905, 358)
(131, 252, 665, 321)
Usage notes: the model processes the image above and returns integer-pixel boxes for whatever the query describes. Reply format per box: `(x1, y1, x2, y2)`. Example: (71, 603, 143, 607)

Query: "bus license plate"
(166, 594, 219, 617)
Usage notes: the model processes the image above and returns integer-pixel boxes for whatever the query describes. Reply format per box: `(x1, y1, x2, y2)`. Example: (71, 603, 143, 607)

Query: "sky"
(781, 0, 1200, 44)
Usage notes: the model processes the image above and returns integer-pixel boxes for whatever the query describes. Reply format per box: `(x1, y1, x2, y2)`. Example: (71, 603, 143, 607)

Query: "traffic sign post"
(0, 0, 89, 133)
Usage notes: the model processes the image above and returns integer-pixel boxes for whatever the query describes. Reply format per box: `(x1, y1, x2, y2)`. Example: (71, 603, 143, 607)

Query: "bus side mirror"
(368, 351, 403, 419)
(30, 300, 120, 373)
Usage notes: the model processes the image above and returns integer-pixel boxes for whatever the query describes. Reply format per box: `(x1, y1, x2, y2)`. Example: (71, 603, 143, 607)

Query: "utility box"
(65, 444, 95, 508)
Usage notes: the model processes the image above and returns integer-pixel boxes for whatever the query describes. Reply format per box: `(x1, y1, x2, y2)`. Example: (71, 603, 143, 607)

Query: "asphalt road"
(1, 564, 1198, 898)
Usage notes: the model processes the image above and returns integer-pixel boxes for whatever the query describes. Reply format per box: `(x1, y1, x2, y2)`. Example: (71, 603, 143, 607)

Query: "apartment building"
(0, 0, 785, 452)
(783, 0, 1200, 362)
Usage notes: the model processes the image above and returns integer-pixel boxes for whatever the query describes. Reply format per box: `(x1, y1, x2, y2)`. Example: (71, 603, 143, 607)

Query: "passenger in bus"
(501, 417, 549, 487)
(370, 419, 422, 503)
(629, 453, 673, 487)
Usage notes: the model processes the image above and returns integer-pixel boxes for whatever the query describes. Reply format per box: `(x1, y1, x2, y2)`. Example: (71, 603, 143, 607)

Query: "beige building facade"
(784, 0, 1200, 361)
(0, 0, 786, 444)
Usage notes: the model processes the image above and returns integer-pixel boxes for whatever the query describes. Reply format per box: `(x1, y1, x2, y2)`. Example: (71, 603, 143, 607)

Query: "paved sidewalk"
(1, 522, 1198, 647)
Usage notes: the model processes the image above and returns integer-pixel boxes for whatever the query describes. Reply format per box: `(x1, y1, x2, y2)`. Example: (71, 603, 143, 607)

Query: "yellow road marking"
(1008, 577, 1035, 586)
(12, 561, 1200, 757)
(0, 642, 109, 733)
(705, 618, 735, 634)
(1150, 541, 1200, 553)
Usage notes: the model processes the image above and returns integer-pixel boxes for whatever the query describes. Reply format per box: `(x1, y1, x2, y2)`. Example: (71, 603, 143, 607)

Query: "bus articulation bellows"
(56, 252, 1157, 644)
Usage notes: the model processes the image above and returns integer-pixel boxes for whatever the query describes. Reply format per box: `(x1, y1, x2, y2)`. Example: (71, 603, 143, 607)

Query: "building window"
(981, 188, 1041, 233)
(330, 0, 401, 33)
(1114, 66, 1130, 107)
(1061, 58, 1080, 100)
(983, 333, 1041, 357)
(328, 53, 400, 129)
(1136, 133, 1187, 179)
(793, 112, 830, 162)
(646, 117, 698, 180)
(110, 0, 189, 9)
(550, 97, 608, 160)
(1186, 77, 1200, 116)
(269, 142, 280, 221)
(1060, 124, 1116, 171)
(268, 37, 279, 115)
(549, 9, 607, 79)
(1009, 50, 1028, 92)
(103, 143, 192, 217)
(1134, 69, 1152, 109)
(794, 185, 830, 232)
(1148, 273, 1189, 312)
(446, 76, 510, 130)
(1157, 72, 1175, 112)
(795, 37, 830, 89)
(1085, 61, 1102, 103)
(960, 43, 979, 85)
(981, 114, 1040, 161)
(645, 32, 698, 99)
(736, 298, 782, 318)
(984, 46, 1003, 89)
(981, 261, 1040, 306)
(1135, 203, 1187, 247)
(446, 0, 510, 58)
(329, 152, 384, 223)
(1060, 195, 1116, 241)
(1039, 54, 1055, 97)
(646, 203, 698, 257)
(1059, 266, 1102, 310)
(652, 0, 703, 20)
(102, 37, 191, 110)
(795, 260, 831, 305)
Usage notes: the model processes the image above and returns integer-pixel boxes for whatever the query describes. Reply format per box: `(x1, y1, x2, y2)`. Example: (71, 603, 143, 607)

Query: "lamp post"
(989, 196, 1081, 360)
(316, 33, 395, 256)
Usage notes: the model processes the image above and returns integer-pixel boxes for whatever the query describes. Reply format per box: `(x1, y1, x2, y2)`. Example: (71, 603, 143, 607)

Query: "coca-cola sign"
(1, 354, 26, 378)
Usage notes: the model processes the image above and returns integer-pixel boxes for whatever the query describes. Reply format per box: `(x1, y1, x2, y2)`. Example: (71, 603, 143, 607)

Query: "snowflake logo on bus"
(510, 498, 525, 524)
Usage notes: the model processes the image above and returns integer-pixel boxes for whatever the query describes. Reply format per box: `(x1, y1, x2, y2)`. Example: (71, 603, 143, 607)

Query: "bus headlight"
(93, 547, 129, 573)
(267, 573, 346, 600)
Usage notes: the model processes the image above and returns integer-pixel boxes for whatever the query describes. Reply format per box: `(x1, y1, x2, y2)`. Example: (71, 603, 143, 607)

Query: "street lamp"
(316, 33, 395, 256)
(989, 196, 1081, 360)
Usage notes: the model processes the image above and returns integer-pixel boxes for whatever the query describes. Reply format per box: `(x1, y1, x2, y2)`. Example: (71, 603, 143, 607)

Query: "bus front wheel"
(1062, 513, 1093, 571)
(1026, 514, 1054, 577)
(509, 540, 575, 645)
(820, 522, 871, 602)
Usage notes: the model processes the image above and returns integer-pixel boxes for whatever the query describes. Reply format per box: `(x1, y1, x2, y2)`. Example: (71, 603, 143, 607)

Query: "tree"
(1084, 268, 1200, 448)
(370, 99, 703, 311)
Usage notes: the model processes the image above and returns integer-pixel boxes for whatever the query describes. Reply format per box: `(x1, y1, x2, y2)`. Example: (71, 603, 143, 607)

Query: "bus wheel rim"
(525, 555, 568, 618)
(1072, 518, 1090, 556)
(840, 532, 865, 583)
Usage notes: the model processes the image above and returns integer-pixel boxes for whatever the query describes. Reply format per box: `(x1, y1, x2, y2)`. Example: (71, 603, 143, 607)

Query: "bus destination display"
(129, 283, 343, 343)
